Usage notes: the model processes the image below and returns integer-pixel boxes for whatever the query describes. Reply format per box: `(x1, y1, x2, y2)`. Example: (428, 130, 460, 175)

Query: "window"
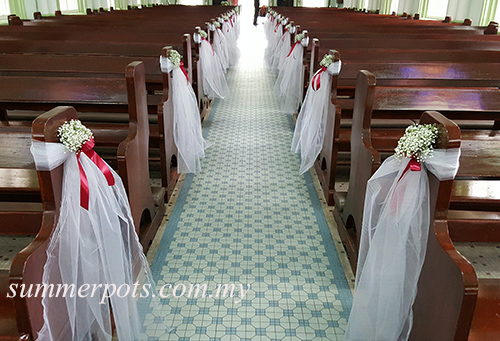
(59, 0, 80, 11)
(495, 1, 500, 23)
(426, 0, 449, 19)
(302, 0, 326, 7)
(179, 0, 203, 5)
(0, 0, 9, 15)
(390, 0, 398, 14)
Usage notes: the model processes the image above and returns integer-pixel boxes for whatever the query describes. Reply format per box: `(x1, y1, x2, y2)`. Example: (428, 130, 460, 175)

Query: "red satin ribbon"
(287, 41, 299, 57)
(311, 66, 327, 91)
(180, 61, 189, 83)
(397, 158, 422, 182)
(201, 37, 215, 56)
(275, 21, 281, 32)
(77, 137, 115, 210)
(281, 29, 288, 41)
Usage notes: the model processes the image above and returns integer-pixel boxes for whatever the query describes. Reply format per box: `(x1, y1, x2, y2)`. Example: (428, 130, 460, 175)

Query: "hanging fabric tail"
(214, 28, 230, 73)
(31, 139, 167, 341)
(274, 43, 304, 114)
(200, 39, 229, 99)
(291, 60, 341, 174)
(161, 55, 210, 173)
(344, 149, 460, 341)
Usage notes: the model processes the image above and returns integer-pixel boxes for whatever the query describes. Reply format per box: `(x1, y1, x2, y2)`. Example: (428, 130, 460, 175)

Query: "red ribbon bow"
(397, 158, 422, 182)
(311, 66, 327, 91)
(287, 41, 299, 58)
(77, 137, 115, 210)
(180, 61, 189, 83)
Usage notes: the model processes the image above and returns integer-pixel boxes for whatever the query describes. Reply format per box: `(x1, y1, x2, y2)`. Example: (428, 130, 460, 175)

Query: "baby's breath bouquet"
(319, 54, 334, 68)
(394, 124, 438, 162)
(58, 119, 93, 153)
(214, 21, 221, 29)
(169, 50, 182, 68)
(295, 33, 304, 42)
(199, 29, 208, 39)
(285, 23, 292, 31)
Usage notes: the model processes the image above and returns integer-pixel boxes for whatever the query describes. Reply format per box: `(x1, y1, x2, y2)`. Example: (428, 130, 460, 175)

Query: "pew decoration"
(291, 54, 342, 174)
(31, 125, 166, 340)
(221, 12, 240, 66)
(195, 28, 229, 99)
(160, 50, 210, 173)
(274, 32, 308, 114)
(344, 126, 461, 341)
(212, 21, 230, 73)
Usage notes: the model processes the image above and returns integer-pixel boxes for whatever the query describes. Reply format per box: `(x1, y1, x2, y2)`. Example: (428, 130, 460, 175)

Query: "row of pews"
(0, 5, 238, 340)
(266, 7, 500, 340)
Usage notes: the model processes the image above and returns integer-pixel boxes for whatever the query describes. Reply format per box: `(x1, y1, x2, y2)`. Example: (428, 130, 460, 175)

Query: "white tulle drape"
(271, 29, 290, 71)
(291, 61, 342, 174)
(31, 140, 164, 341)
(274, 42, 304, 114)
(221, 17, 239, 66)
(200, 38, 229, 99)
(214, 28, 229, 73)
(160, 56, 210, 173)
(345, 148, 461, 341)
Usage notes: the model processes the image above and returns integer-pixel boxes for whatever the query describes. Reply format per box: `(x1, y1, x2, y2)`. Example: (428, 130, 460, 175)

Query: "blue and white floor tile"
(140, 4, 352, 340)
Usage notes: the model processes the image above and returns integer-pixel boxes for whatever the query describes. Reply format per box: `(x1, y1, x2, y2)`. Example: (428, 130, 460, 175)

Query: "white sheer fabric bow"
(345, 148, 461, 341)
(160, 56, 210, 173)
(291, 61, 341, 174)
(274, 41, 304, 114)
(31, 140, 165, 341)
(199, 38, 229, 99)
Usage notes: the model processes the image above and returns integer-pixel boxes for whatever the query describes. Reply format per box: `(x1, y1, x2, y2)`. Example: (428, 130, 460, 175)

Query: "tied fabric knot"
(311, 66, 327, 91)
(77, 137, 114, 210)
(287, 41, 299, 57)
(397, 158, 422, 182)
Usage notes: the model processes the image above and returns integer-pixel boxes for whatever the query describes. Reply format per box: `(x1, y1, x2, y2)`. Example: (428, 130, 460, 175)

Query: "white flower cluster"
(214, 21, 221, 29)
(285, 23, 292, 31)
(169, 50, 182, 68)
(394, 124, 438, 162)
(319, 54, 334, 68)
(295, 33, 304, 42)
(277, 17, 283, 23)
(58, 119, 93, 153)
(199, 29, 208, 39)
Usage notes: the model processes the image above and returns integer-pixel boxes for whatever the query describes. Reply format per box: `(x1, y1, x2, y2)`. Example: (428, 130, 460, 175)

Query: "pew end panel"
(411, 111, 478, 340)
(158, 47, 179, 202)
(315, 49, 340, 206)
(117, 61, 165, 253)
(334, 70, 380, 272)
(8, 106, 77, 339)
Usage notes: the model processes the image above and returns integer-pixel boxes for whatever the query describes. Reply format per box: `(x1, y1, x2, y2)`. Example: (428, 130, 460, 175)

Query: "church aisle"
(141, 6, 352, 340)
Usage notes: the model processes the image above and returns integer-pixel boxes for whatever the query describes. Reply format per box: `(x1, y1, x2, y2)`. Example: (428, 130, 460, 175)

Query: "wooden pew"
(0, 62, 165, 253)
(331, 70, 500, 268)
(1, 107, 75, 340)
(317, 69, 500, 207)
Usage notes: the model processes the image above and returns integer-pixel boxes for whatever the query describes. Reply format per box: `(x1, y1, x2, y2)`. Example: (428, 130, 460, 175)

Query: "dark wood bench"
(0, 62, 165, 253)
(331, 70, 500, 267)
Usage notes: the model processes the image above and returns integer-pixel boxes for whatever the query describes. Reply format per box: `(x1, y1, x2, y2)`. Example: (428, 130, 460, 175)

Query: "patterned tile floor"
(140, 4, 353, 340)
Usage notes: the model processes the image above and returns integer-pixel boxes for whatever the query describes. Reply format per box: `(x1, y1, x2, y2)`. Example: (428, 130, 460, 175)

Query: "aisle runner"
(142, 51, 352, 341)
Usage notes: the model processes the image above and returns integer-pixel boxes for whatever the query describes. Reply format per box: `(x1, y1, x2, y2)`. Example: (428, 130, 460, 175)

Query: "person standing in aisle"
(253, 0, 260, 25)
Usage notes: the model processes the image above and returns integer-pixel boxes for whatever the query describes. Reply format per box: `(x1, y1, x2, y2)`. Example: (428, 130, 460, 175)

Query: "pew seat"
(0, 271, 19, 340)
(468, 278, 500, 340)
(448, 211, 500, 242)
